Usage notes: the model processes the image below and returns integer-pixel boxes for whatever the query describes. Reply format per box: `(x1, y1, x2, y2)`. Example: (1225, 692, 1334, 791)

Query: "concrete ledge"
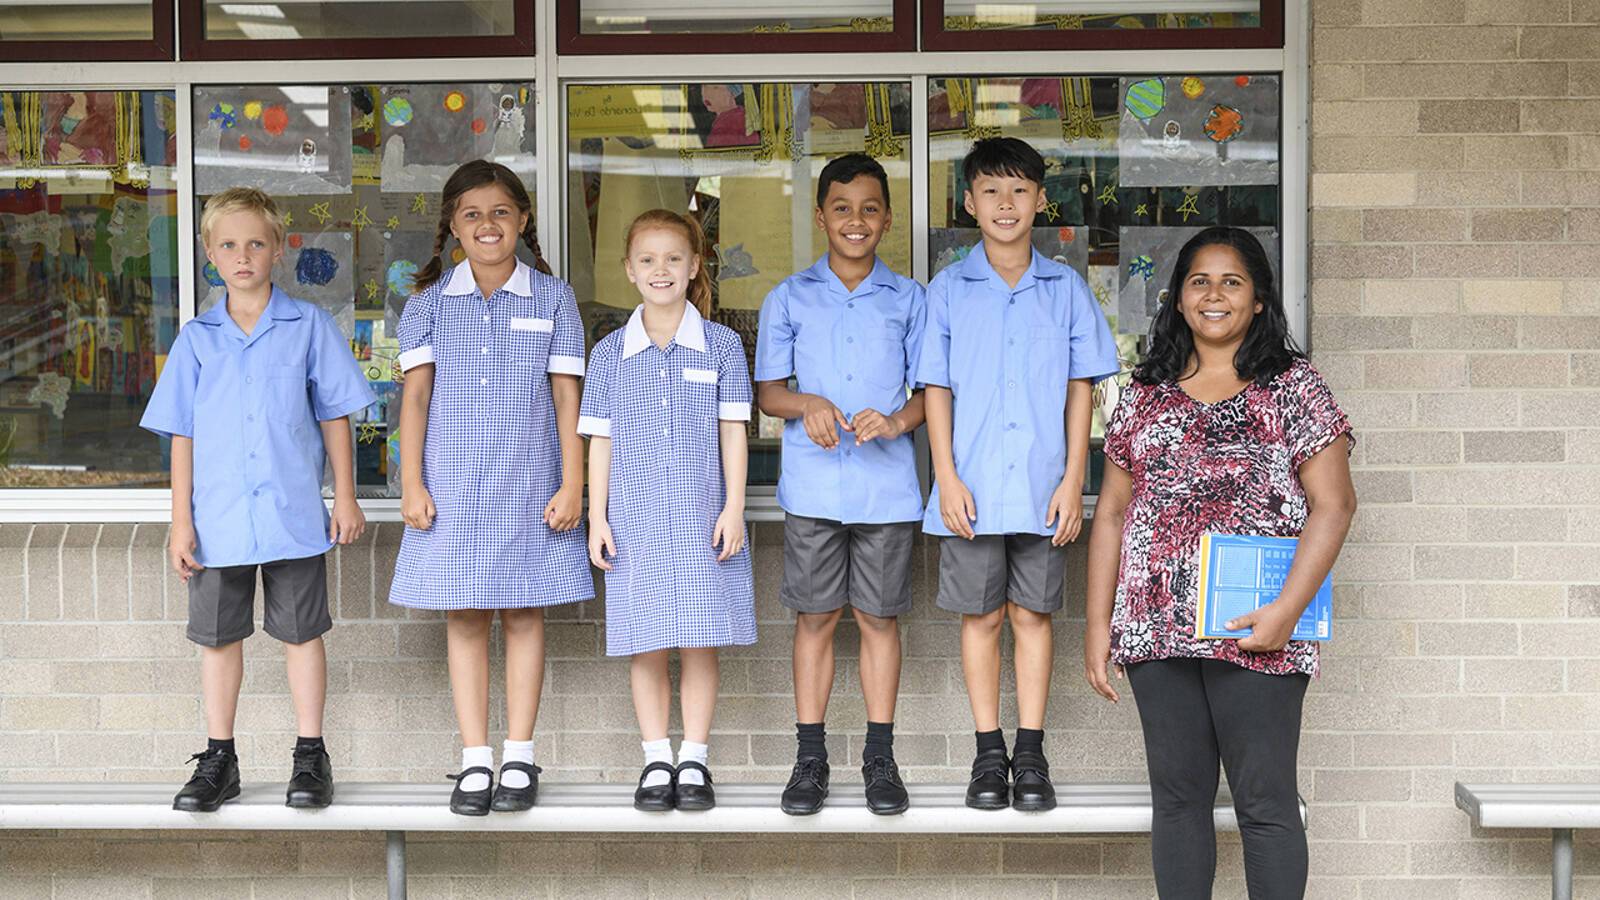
(0, 782, 1273, 834)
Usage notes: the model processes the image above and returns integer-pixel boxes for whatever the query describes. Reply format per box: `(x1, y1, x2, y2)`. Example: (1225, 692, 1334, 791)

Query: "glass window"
(566, 81, 913, 486)
(928, 75, 1281, 491)
(199, 0, 517, 41)
(0, 90, 179, 487)
(2, 0, 173, 59)
(192, 82, 538, 498)
(577, 0, 894, 35)
(939, 2, 1261, 32)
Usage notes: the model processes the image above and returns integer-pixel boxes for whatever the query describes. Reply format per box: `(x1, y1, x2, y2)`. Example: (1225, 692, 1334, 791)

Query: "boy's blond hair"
(199, 187, 286, 247)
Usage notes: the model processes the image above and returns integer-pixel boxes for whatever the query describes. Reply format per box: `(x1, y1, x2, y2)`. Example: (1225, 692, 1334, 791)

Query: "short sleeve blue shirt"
(915, 243, 1119, 537)
(140, 287, 376, 567)
(754, 256, 927, 525)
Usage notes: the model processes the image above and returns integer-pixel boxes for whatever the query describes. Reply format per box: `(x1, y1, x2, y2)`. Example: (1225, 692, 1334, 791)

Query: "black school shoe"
(674, 761, 715, 811)
(965, 747, 1010, 810)
(173, 748, 241, 812)
(780, 756, 830, 816)
(861, 755, 909, 816)
(1010, 750, 1056, 812)
(634, 761, 677, 811)
(490, 761, 541, 812)
(448, 766, 495, 816)
(285, 744, 334, 809)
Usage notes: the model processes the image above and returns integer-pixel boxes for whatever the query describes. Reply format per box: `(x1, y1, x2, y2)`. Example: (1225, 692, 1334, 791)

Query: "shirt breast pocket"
(263, 364, 312, 428)
(509, 317, 554, 374)
(1029, 326, 1070, 386)
(682, 366, 719, 418)
(865, 324, 908, 390)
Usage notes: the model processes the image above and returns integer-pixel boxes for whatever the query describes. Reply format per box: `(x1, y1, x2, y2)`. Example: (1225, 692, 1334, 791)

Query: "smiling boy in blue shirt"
(755, 154, 926, 817)
(918, 138, 1118, 812)
(141, 188, 375, 813)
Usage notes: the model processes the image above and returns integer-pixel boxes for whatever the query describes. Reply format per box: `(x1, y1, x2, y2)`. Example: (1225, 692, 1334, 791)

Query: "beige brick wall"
(3, 4, 1600, 897)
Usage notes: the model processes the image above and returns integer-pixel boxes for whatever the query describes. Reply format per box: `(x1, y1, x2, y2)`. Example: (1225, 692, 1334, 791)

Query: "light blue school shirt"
(140, 287, 377, 568)
(916, 243, 1119, 537)
(754, 255, 927, 525)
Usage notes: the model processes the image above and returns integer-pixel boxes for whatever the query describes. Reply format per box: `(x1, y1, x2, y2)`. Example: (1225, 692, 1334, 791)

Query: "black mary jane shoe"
(965, 747, 1011, 811)
(285, 744, 335, 809)
(173, 749, 241, 812)
(1010, 750, 1056, 812)
(673, 761, 716, 811)
(633, 761, 677, 812)
(779, 756, 830, 816)
(448, 766, 495, 817)
(862, 755, 909, 816)
(490, 761, 541, 812)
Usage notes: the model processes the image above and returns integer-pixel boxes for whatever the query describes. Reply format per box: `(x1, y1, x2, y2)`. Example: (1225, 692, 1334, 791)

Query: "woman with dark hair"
(1084, 227, 1357, 898)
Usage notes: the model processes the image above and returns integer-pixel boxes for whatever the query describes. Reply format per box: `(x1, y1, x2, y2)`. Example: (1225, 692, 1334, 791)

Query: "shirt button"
(1007, 422, 1016, 429)
(480, 378, 488, 386)
(661, 398, 668, 407)
(246, 414, 254, 422)
(1009, 338, 1016, 346)
(662, 428, 670, 437)
(1009, 299, 1015, 305)
(847, 337, 854, 343)
(245, 376, 253, 384)
(660, 369, 667, 378)
(483, 314, 490, 322)
(248, 452, 256, 459)
(481, 347, 488, 354)
(252, 489, 260, 497)
(1008, 464, 1016, 471)
(847, 302, 855, 309)
(1008, 381, 1016, 389)
(846, 375, 853, 381)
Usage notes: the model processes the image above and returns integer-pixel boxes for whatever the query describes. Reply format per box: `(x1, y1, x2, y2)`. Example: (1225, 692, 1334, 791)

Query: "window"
(559, 0, 916, 53)
(1, 0, 175, 60)
(928, 74, 1281, 490)
(924, 0, 1284, 50)
(177, 0, 533, 59)
(191, 81, 538, 498)
(566, 81, 913, 485)
(0, 90, 179, 486)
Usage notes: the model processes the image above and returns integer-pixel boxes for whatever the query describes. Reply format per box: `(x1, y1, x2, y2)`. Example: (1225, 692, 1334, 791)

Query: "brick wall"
(3, 4, 1599, 897)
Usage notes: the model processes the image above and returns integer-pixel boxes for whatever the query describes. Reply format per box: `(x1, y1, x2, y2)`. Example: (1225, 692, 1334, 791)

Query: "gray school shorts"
(935, 534, 1066, 616)
(779, 514, 916, 619)
(186, 554, 332, 647)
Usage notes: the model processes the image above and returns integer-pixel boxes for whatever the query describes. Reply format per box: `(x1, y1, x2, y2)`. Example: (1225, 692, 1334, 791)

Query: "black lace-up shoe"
(448, 767, 494, 816)
(490, 761, 541, 812)
(861, 755, 909, 816)
(780, 756, 830, 816)
(1010, 750, 1056, 812)
(173, 749, 240, 812)
(965, 747, 1010, 810)
(285, 744, 334, 809)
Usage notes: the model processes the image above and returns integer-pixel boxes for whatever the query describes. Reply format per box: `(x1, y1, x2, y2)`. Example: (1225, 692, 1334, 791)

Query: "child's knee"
(962, 608, 1006, 634)
(499, 607, 544, 631)
(1006, 602, 1053, 633)
(852, 608, 898, 635)
(796, 609, 844, 636)
(446, 609, 494, 633)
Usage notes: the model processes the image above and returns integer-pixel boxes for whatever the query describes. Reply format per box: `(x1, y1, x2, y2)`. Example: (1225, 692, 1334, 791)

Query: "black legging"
(1126, 658, 1310, 900)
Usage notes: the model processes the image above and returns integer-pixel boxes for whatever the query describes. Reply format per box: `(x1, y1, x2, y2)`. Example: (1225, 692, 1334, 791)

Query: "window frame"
(175, 0, 535, 60)
(922, 0, 1285, 52)
(555, 0, 917, 55)
(0, 0, 1307, 522)
(2, 0, 176, 61)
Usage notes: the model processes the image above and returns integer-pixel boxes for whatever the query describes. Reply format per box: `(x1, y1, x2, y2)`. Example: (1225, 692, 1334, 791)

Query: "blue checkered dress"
(388, 260, 595, 610)
(577, 304, 756, 656)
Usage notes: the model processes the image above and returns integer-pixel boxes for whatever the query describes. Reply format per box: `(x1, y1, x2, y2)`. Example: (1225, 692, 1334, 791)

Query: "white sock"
(677, 740, 709, 786)
(641, 738, 674, 789)
(459, 745, 493, 792)
(501, 739, 535, 789)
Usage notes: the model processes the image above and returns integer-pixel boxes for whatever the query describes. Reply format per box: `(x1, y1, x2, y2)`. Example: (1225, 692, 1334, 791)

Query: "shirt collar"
(956, 242, 1066, 285)
(194, 285, 302, 327)
(441, 258, 534, 298)
(797, 254, 901, 295)
(621, 302, 708, 359)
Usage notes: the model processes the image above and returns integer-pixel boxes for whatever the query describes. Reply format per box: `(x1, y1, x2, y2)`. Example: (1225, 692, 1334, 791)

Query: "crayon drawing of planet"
(1204, 105, 1245, 143)
(208, 103, 237, 129)
(1128, 254, 1156, 280)
(295, 247, 340, 287)
(386, 259, 419, 297)
(1181, 77, 1205, 100)
(383, 97, 413, 127)
(1124, 78, 1165, 121)
(201, 262, 226, 287)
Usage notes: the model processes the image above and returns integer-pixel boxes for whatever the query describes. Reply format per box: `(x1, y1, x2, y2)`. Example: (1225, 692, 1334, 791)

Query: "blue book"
(1194, 533, 1332, 642)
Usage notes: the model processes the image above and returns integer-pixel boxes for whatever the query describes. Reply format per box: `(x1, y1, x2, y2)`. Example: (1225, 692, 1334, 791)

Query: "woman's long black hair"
(1132, 226, 1302, 386)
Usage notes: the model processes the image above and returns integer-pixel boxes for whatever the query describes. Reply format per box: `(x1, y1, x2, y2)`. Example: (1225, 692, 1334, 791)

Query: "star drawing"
(1175, 194, 1201, 222)
(308, 202, 332, 225)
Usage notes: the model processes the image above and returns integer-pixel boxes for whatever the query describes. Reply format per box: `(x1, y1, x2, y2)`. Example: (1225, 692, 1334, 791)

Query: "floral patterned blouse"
(1102, 358, 1353, 677)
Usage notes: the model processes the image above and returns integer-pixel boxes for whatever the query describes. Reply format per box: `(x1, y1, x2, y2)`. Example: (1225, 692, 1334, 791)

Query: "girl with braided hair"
(388, 160, 592, 815)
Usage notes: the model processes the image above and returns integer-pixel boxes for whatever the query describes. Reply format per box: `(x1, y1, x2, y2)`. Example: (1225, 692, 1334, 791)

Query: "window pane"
(192, 82, 537, 498)
(203, 0, 515, 40)
(579, 1, 894, 35)
(0, 90, 179, 487)
(0, 2, 153, 42)
(940, 2, 1260, 32)
(928, 75, 1280, 491)
(567, 82, 913, 486)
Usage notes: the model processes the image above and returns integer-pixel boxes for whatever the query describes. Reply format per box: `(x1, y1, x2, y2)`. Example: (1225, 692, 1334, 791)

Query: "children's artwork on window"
(196, 231, 356, 337)
(378, 83, 536, 193)
(40, 92, 119, 167)
(1117, 225, 1279, 335)
(193, 86, 354, 196)
(929, 225, 1089, 280)
(1118, 75, 1279, 188)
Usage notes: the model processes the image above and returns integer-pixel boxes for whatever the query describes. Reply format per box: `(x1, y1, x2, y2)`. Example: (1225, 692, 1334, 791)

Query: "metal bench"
(2, 782, 1302, 899)
(1455, 783, 1598, 900)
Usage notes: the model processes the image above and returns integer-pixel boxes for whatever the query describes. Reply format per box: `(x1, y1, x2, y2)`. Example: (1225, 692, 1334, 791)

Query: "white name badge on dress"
(510, 317, 555, 333)
(682, 368, 718, 385)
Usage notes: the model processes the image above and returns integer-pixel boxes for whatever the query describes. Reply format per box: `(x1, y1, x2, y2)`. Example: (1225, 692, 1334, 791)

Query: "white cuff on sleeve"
(398, 345, 435, 371)
(718, 401, 752, 422)
(577, 415, 611, 437)
(547, 354, 585, 376)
